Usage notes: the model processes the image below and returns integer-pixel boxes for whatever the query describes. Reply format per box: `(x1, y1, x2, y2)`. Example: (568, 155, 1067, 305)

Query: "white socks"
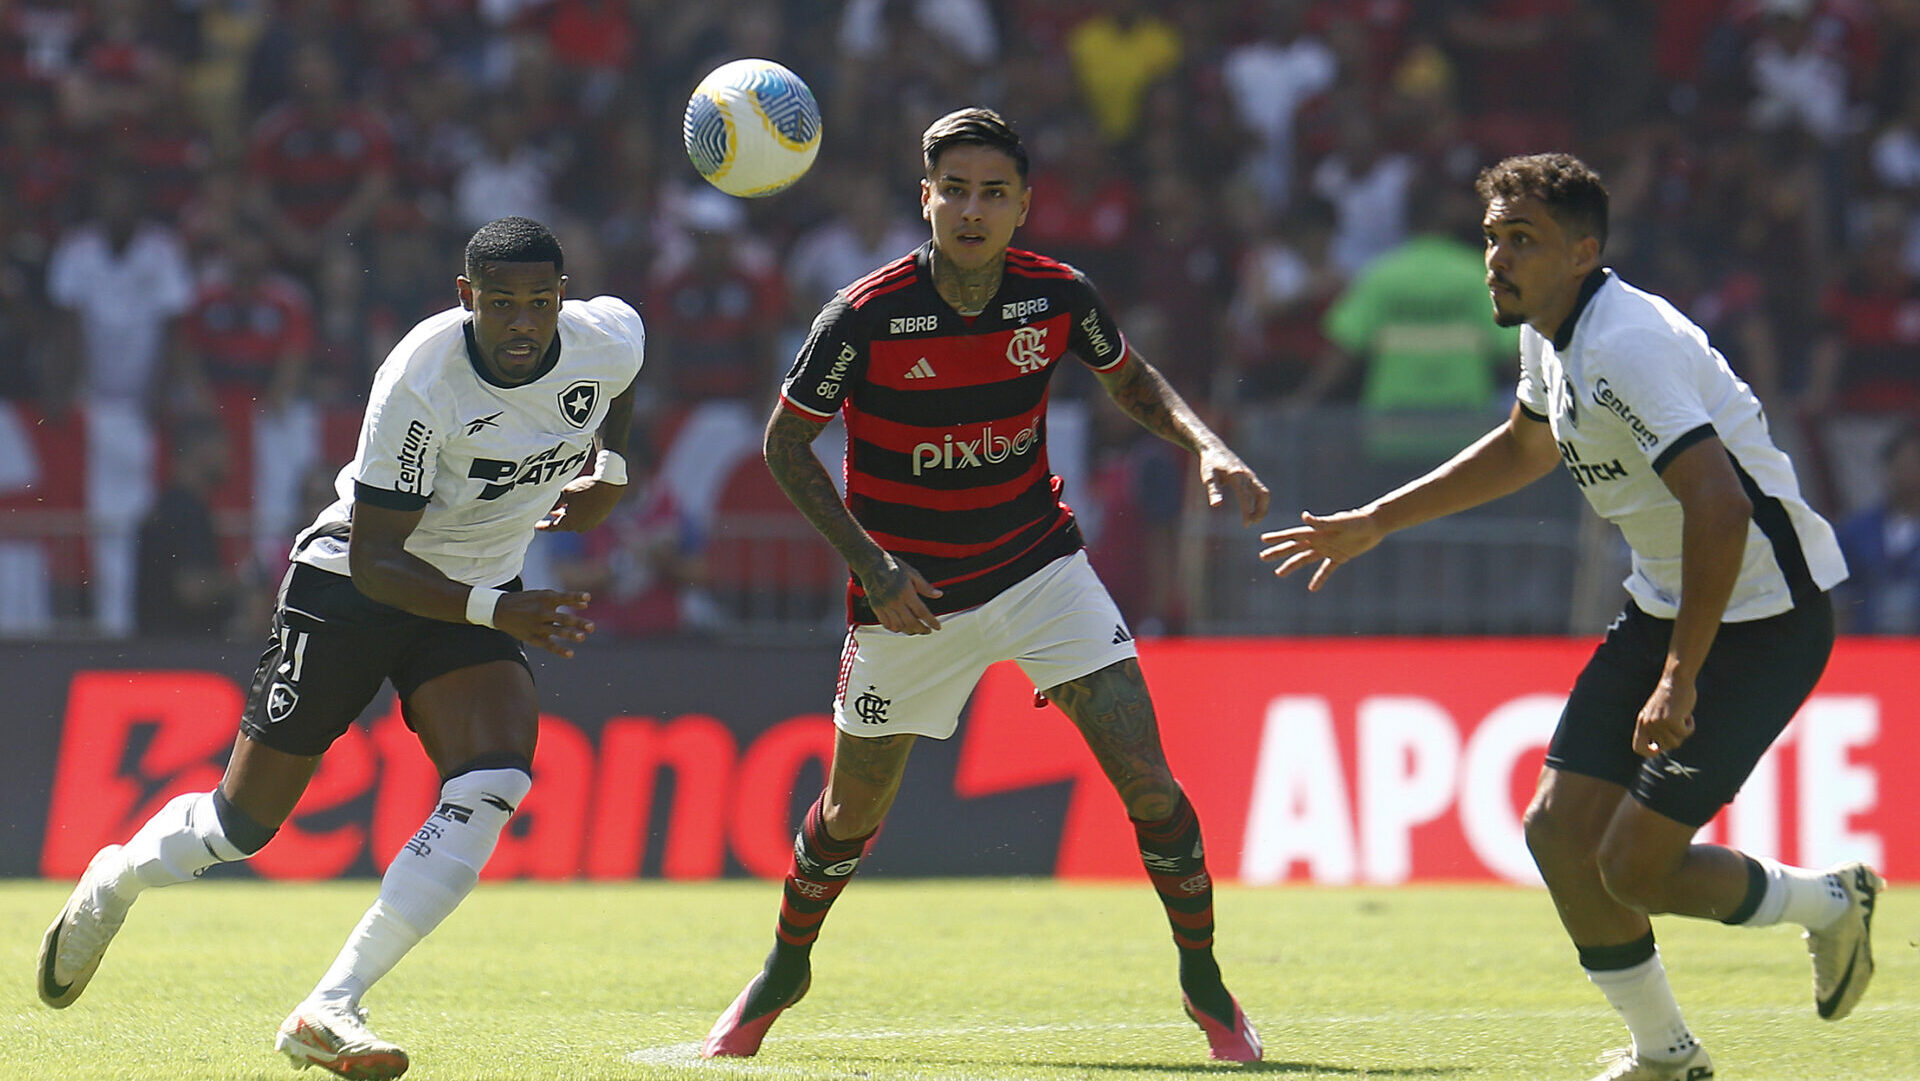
(308, 767, 532, 1006)
(1743, 857, 1850, 930)
(1585, 950, 1698, 1064)
(115, 791, 249, 894)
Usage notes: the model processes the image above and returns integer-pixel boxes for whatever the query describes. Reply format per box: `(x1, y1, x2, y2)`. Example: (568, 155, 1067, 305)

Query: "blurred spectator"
(57, 0, 176, 137)
(1437, 0, 1584, 155)
(175, 230, 317, 417)
(1220, 0, 1337, 209)
(1867, 80, 1920, 275)
(135, 418, 240, 638)
(1315, 183, 1519, 458)
(46, 171, 195, 636)
(1806, 207, 1920, 417)
(172, 228, 325, 567)
(2, 0, 1920, 638)
(1131, 169, 1234, 391)
(0, 197, 53, 401)
(1309, 107, 1415, 276)
(1224, 194, 1342, 405)
(645, 188, 787, 405)
(1742, 0, 1854, 146)
(243, 0, 357, 117)
(244, 42, 394, 265)
(453, 95, 559, 229)
(544, 479, 706, 637)
(1083, 310, 1190, 636)
(0, 90, 82, 245)
(1021, 124, 1139, 297)
(1065, 0, 1182, 147)
(785, 171, 923, 314)
(1835, 421, 1920, 633)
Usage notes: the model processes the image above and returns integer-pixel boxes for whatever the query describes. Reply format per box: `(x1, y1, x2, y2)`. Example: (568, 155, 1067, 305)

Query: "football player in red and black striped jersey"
(703, 108, 1271, 1064)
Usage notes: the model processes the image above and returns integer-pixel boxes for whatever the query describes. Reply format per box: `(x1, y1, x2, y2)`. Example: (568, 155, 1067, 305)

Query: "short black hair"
(1474, 152, 1610, 253)
(465, 216, 564, 280)
(922, 107, 1029, 181)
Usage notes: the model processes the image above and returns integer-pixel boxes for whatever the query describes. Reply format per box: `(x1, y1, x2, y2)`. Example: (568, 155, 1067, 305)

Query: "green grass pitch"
(4, 879, 1914, 1080)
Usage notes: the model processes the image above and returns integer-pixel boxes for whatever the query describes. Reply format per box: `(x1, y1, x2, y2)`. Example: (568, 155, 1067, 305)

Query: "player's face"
(921, 144, 1030, 270)
(458, 261, 567, 384)
(1482, 195, 1599, 333)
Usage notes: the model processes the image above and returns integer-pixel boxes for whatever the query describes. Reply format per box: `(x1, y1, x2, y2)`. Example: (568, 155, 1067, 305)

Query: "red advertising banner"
(959, 638, 1916, 884)
(27, 637, 1917, 883)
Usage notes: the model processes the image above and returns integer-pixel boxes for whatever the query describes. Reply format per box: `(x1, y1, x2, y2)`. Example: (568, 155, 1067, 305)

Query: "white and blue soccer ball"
(683, 58, 822, 198)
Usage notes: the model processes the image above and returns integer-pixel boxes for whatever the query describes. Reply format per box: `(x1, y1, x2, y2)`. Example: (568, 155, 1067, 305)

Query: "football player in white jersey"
(38, 217, 644, 1081)
(1259, 154, 1881, 1081)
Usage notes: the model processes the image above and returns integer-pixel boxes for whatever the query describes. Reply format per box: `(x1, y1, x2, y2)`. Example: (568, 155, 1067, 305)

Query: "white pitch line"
(626, 1001, 1916, 1067)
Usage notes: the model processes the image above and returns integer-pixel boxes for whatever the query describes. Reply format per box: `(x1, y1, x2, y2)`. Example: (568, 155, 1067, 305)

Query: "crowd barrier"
(11, 636, 1912, 884)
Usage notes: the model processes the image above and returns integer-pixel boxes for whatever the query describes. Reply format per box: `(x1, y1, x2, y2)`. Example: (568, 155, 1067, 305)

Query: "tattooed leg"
(1047, 658, 1244, 1036)
(1045, 658, 1178, 820)
(823, 729, 917, 840)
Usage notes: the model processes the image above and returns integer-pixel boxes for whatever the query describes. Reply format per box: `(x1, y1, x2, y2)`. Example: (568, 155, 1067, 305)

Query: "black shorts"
(1545, 592, 1834, 828)
(239, 563, 530, 756)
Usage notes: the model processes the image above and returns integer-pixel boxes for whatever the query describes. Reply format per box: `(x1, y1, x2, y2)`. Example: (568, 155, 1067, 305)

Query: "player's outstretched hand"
(494, 589, 595, 658)
(537, 477, 623, 533)
(861, 554, 943, 635)
(1258, 509, 1383, 591)
(1199, 446, 1271, 527)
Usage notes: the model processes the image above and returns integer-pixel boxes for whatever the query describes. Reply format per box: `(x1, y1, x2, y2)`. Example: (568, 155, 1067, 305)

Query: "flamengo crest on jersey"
(293, 296, 645, 589)
(1516, 270, 1846, 621)
(779, 244, 1128, 623)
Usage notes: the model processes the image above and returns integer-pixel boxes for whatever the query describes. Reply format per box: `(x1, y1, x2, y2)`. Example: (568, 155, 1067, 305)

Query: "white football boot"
(276, 999, 410, 1080)
(37, 845, 134, 1008)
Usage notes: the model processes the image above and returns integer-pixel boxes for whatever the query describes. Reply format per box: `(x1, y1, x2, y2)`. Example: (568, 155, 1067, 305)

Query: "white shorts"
(832, 550, 1138, 740)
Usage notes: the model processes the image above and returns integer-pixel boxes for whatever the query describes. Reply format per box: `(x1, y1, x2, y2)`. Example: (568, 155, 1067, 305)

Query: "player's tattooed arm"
(764, 408, 943, 632)
(1094, 351, 1271, 526)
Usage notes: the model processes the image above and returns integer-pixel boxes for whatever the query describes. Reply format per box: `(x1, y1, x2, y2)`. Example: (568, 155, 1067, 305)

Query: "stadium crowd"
(1, 0, 1916, 638)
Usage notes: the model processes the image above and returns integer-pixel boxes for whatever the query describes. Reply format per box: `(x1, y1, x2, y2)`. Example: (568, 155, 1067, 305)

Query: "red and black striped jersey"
(780, 242, 1130, 624)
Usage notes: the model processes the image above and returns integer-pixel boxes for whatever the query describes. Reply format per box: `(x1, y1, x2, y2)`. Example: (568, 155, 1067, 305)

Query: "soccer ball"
(683, 59, 822, 198)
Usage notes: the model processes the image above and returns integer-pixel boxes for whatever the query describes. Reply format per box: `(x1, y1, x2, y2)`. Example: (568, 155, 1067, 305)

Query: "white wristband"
(593, 449, 628, 486)
(465, 586, 505, 628)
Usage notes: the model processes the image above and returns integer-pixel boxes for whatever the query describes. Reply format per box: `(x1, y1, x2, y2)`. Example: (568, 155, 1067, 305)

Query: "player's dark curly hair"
(922, 107, 1029, 181)
(465, 216, 565, 279)
(1474, 153, 1609, 253)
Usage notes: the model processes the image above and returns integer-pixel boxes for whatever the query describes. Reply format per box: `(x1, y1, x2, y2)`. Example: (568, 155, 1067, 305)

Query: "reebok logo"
(1659, 757, 1700, 779)
(464, 411, 502, 435)
(904, 358, 936, 380)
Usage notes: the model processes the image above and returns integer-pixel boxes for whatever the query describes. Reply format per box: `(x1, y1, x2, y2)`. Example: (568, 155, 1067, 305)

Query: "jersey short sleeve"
(1065, 266, 1128, 372)
(351, 367, 443, 510)
(1515, 328, 1550, 419)
(780, 295, 867, 418)
(1587, 325, 1717, 471)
